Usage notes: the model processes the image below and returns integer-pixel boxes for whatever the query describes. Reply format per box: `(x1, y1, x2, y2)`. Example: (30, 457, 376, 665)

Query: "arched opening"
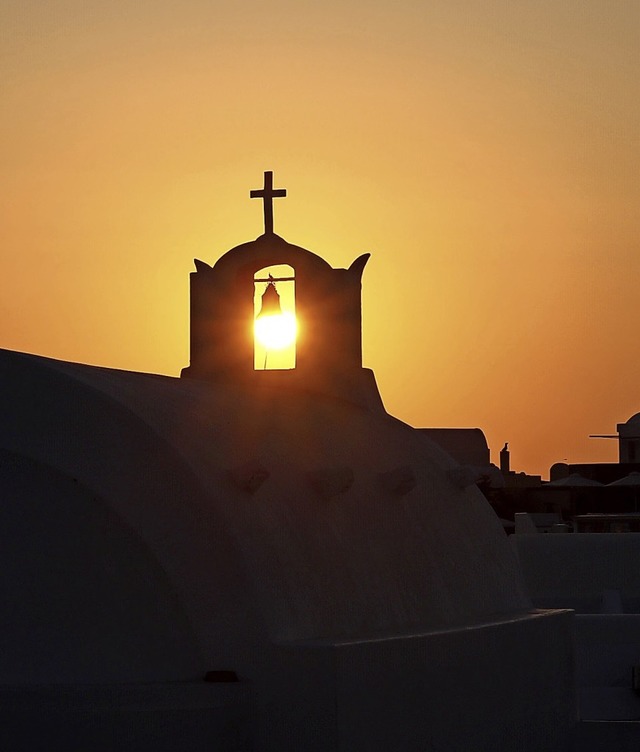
(253, 264, 296, 370)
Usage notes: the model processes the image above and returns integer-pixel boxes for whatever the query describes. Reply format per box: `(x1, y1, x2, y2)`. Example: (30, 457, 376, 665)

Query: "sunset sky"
(1, 1, 638, 477)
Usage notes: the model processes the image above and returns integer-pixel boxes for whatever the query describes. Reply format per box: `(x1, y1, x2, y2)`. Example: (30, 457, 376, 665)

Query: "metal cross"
(250, 171, 286, 235)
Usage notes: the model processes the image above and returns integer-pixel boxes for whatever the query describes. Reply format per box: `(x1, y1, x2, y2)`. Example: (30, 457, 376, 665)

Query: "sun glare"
(254, 312, 297, 351)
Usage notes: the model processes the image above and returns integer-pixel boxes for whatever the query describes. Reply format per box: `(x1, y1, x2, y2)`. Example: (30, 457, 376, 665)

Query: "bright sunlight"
(254, 312, 297, 351)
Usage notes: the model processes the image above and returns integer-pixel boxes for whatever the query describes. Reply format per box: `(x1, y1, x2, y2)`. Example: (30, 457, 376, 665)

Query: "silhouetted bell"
(257, 279, 281, 318)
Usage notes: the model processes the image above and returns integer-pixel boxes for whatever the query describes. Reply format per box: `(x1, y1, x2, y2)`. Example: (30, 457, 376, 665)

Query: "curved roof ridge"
(210, 232, 333, 275)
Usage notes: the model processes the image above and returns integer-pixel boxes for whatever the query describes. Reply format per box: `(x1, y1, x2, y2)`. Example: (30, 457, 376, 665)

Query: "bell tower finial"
(250, 170, 286, 235)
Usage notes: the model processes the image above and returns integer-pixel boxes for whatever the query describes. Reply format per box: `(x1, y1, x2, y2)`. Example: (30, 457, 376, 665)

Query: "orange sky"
(1, 1, 638, 477)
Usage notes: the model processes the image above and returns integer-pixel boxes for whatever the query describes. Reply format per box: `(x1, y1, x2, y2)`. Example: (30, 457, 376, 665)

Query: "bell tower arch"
(253, 264, 296, 370)
(181, 172, 383, 412)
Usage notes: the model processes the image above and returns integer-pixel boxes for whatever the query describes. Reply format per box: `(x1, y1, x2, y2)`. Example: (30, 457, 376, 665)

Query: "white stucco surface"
(0, 347, 576, 750)
(511, 533, 640, 613)
(0, 348, 533, 656)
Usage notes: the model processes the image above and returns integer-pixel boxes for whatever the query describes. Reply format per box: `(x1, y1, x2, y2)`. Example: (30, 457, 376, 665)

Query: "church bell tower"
(181, 171, 383, 412)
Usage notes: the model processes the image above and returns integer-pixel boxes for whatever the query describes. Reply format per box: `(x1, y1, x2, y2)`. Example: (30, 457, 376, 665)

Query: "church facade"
(0, 173, 576, 751)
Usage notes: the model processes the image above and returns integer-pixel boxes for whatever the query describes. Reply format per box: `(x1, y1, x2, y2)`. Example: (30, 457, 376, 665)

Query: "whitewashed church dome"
(0, 347, 530, 685)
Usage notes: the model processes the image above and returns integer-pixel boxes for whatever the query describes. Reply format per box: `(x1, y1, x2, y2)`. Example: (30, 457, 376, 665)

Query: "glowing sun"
(254, 312, 297, 350)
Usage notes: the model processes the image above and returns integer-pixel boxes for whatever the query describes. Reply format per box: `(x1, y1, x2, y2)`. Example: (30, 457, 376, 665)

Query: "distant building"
(503, 415, 640, 736)
(618, 413, 640, 463)
(418, 427, 505, 488)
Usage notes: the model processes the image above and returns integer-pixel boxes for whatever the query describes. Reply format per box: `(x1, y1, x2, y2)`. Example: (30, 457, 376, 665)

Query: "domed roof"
(617, 412, 640, 436)
(624, 412, 640, 427)
(0, 347, 530, 684)
(209, 232, 334, 279)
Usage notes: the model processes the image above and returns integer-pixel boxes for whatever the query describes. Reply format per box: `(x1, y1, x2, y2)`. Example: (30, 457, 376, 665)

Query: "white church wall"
(0, 449, 202, 684)
(0, 682, 254, 752)
(511, 533, 640, 612)
(247, 610, 576, 752)
(574, 615, 640, 721)
(332, 611, 576, 752)
(511, 534, 640, 726)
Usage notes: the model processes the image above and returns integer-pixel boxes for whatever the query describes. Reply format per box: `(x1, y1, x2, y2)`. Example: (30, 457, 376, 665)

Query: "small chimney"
(500, 443, 510, 474)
